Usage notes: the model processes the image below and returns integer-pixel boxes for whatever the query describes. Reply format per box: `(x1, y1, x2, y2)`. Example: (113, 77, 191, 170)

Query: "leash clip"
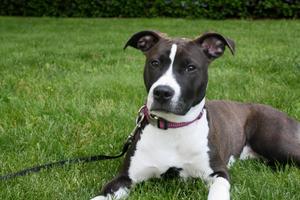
(127, 105, 146, 142)
(136, 105, 146, 127)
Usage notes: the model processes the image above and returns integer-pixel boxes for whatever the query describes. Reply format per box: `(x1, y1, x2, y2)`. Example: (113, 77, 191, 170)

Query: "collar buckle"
(149, 114, 169, 130)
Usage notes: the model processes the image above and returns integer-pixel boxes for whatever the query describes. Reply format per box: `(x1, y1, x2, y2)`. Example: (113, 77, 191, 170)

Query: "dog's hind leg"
(247, 105, 300, 166)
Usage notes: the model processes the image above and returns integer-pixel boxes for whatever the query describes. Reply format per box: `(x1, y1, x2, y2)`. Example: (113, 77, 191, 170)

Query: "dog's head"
(124, 30, 234, 116)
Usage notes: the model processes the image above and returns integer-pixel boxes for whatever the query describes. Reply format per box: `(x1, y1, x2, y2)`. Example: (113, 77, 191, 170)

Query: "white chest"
(128, 110, 213, 183)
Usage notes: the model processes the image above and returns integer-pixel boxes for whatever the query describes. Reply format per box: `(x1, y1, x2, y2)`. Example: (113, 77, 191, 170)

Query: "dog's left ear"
(194, 32, 235, 60)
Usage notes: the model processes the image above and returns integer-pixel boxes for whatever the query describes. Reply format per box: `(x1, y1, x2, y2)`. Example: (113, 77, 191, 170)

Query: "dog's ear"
(194, 32, 235, 60)
(124, 30, 161, 52)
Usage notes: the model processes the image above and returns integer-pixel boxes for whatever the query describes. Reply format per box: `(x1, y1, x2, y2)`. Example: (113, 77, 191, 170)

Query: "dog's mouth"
(150, 101, 187, 115)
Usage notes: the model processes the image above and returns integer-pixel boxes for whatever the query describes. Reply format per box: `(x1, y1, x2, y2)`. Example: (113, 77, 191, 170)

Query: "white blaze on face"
(147, 44, 180, 110)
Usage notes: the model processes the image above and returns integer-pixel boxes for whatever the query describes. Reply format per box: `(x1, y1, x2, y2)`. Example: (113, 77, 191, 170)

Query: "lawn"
(0, 17, 299, 200)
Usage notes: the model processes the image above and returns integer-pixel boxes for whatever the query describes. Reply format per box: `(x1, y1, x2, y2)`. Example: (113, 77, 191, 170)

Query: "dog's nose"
(153, 86, 174, 103)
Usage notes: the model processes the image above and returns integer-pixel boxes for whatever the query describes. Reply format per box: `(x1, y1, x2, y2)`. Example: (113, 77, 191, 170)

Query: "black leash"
(0, 106, 146, 181)
(0, 136, 133, 181)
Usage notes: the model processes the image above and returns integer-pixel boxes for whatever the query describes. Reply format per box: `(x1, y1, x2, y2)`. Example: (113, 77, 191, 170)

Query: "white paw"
(90, 195, 111, 200)
(114, 187, 129, 199)
(91, 188, 129, 200)
(208, 177, 230, 200)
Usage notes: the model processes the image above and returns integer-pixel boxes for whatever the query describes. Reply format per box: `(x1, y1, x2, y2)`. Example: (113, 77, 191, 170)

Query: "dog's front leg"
(91, 129, 143, 200)
(91, 173, 132, 200)
(207, 174, 230, 200)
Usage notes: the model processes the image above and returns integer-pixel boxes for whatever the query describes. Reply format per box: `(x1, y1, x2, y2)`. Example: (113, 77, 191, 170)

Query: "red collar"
(141, 105, 204, 130)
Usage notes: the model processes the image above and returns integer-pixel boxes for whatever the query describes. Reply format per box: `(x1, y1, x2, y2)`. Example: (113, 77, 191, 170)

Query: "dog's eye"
(150, 60, 160, 67)
(185, 65, 196, 72)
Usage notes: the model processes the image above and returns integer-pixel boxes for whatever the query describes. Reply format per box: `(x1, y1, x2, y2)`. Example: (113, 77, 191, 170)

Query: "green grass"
(0, 17, 299, 200)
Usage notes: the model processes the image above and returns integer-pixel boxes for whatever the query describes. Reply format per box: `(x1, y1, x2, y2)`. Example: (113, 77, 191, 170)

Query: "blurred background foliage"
(1, 0, 299, 19)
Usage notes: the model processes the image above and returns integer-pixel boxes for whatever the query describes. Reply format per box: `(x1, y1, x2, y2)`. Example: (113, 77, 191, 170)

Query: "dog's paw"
(91, 188, 129, 200)
(208, 177, 230, 200)
(90, 195, 112, 200)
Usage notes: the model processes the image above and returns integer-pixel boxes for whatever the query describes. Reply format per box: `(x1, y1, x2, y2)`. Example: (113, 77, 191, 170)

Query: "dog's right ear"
(124, 30, 161, 52)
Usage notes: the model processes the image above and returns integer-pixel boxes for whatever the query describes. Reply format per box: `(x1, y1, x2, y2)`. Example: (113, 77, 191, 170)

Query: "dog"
(91, 30, 300, 200)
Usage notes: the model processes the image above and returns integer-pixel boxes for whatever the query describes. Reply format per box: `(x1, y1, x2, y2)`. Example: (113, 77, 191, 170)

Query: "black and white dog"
(92, 31, 300, 200)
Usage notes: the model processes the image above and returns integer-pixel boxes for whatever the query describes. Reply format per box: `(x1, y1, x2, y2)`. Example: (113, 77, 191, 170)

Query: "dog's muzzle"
(153, 85, 174, 104)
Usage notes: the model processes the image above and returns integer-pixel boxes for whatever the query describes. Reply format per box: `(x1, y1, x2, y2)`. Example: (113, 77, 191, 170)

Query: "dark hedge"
(0, 0, 299, 19)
